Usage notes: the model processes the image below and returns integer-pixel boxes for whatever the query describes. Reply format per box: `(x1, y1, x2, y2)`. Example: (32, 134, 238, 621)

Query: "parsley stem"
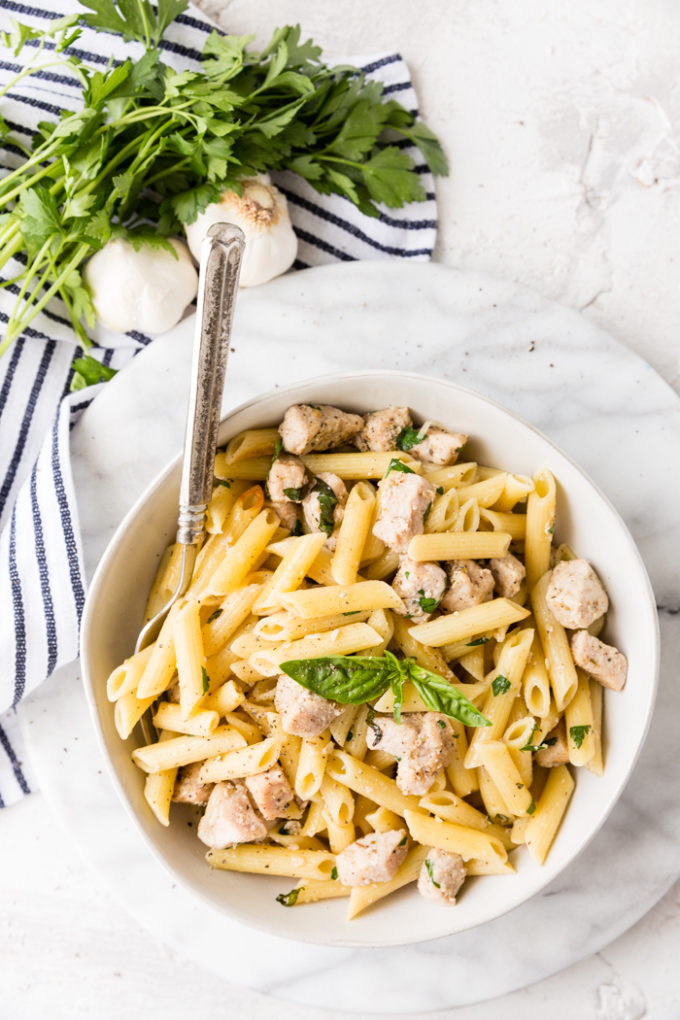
(0, 242, 90, 355)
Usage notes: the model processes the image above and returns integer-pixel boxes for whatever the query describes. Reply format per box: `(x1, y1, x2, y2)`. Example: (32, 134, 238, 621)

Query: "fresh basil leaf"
(283, 486, 304, 502)
(408, 662, 491, 727)
(491, 674, 510, 696)
(520, 736, 557, 753)
(396, 426, 426, 452)
(390, 670, 404, 724)
(311, 477, 338, 537)
(384, 457, 415, 478)
(280, 655, 393, 704)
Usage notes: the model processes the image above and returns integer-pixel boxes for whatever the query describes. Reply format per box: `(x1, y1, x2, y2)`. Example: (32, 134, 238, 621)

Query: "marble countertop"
(3, 0, 680, 1017)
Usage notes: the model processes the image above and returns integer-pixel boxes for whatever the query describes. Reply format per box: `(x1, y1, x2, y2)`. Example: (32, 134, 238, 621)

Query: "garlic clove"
(84, 237, 198, 335)
(184, 173, 298, 287)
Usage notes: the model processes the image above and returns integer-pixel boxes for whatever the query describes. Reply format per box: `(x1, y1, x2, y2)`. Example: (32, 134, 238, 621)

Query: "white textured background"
(2, 0, 679, 1017)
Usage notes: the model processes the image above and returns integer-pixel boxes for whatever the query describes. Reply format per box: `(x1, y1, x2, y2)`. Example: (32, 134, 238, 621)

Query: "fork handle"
(176, 223, 245, 546)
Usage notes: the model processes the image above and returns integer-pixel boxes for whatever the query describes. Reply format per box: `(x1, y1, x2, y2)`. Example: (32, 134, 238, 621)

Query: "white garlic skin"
(84, 237, 198, 335)
(184, 173, 298, 287)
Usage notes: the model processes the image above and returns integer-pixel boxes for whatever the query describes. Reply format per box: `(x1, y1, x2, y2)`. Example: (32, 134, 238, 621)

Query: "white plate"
(22, 263, 680, 1009)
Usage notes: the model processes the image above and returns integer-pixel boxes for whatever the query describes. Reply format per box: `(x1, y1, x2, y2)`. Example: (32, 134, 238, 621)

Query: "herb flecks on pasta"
(111, 400, 628, 918)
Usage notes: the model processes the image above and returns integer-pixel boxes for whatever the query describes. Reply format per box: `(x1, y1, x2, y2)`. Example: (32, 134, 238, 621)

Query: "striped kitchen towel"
(0, 0, 438, 805)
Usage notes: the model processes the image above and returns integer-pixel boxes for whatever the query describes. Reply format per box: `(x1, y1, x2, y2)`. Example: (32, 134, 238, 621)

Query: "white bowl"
(81, 370, 659, 948)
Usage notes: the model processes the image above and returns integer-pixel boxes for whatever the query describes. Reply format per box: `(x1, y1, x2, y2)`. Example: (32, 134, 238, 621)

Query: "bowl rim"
(80, 368, 660, 948)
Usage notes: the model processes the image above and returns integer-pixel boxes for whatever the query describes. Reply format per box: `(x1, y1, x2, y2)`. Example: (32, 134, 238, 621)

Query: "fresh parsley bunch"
(0, 0, 447, 355)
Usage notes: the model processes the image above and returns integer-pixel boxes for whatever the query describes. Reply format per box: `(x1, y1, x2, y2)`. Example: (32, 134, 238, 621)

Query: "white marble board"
(20, 262, 680, 1012)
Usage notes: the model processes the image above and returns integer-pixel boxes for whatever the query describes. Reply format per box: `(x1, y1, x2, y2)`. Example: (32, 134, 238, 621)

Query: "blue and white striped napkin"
(0, 0, 438, 805)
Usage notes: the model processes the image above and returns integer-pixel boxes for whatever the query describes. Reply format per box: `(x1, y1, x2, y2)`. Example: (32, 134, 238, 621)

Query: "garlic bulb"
(184, 173, 298, 287)
(84, 237, 198, 335)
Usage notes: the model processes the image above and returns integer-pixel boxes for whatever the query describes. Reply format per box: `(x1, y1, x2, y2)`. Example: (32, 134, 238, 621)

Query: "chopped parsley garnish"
(425, 859, 440, 888)
(396, 426, 426, 451)
(290, 520, 303, 537)
(346, 730, 354, 742)
(343, 610, 360, 616)
(547, 524, 555, 534)
(569, 724, 591, 749)
(384, 457, 415, 478)
(423, 501, 432, 522)
(206, 608, 223, 625)
(201, 666, 211, 694)
(419, 595, 440, 613)
(216, 478, 232, 488)
(312, 477, 338, 537)
(404, 571, 410, 579)
(466, 636, 489, 647)
(437, 719, 446, 729)
(330, 866, 338, 880)
(436, 486, 444, 495)
(398, 834, 408, 846)
(276, 887, 303, 907)
(491, 674, 510, 696)
(283, 486, 304, 502)
(521, 736, 557, 753)
(527, 798, 536, 815)
(271, 437, 283, 464)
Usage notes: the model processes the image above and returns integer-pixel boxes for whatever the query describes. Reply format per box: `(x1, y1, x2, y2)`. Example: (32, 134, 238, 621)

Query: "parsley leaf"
(384, 457, 415, 478)
(283, 487, 304, 502)
(520, 736, 557, 753)
(396, 426, 426, 451)
(201, 666, 211, 694)
(491, 675, 510, 696)
(276, 887, 303, 906)
(569, 724, 591, 749)
(312, 477, 338, 537)
(425, 858, 440, 888)
(466, 636, 489, 647)
(206, 608, 223, 624)
(418, 595, 440, 613)
(70, 355, 118, 392)
(330, 865, 338, 880)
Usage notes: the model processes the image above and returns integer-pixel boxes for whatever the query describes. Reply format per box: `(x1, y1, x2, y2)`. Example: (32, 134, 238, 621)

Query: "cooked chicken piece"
(279, 403, 363, 455)
(172, 762, 213, 807)
(335, 829, 408, 886)
(197, 781, 268, 849)
(372, 471, 437, 553)
(355, 406, 412, 452)
(301, 472, 347, 549)
(274, 672, 343, 738)
(392, 556, 447, 622)
(409, 427, 468, 466)
(244, 766, 294, 821)
(535, 718, 570, 768)
(545, 559, 609, 629)
(440, 559, 494, 612)
(417, 848, 466, 904)
(366, 713, 456, 796)
(267, 452, 308, 503)
(268, 499, 300, 532)
(570, 630, 627, 691)
(488, 553, 526, 598)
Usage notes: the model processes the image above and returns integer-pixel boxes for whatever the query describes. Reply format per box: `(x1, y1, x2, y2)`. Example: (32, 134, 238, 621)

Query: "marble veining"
(20, 263, 680, 1012)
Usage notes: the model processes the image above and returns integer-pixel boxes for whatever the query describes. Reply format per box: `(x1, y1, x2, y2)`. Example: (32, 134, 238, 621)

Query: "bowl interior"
(81, 371, 658, 947)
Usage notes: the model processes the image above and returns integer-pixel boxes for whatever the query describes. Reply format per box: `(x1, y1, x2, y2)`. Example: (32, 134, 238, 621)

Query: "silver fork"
(135, 222, 245, 740)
